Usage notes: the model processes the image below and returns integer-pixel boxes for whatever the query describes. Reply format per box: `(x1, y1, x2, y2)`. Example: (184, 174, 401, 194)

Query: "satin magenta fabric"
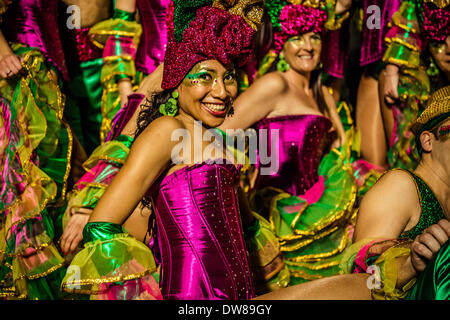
(135, 0, 171, 75)
(253, 114, 335, 196)
(2, 0, 69, 80)
(150, 163, 255, 300)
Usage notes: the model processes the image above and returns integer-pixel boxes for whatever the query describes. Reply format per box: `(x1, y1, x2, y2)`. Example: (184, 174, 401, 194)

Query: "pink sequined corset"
(135, 0, 170, 75)
(2, 0, 68, 80)
(150, 163, 255, 300)
(254, 114, 335, 196)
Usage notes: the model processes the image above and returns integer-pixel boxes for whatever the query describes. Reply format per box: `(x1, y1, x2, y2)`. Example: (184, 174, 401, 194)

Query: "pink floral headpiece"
(422, 4, 450, 43)
(162, 6, 256, 89)
(273, 4, 327, 54)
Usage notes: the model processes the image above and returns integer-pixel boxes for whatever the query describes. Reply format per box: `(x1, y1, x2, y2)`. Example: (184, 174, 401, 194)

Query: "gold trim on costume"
(61, 268, 157, 295)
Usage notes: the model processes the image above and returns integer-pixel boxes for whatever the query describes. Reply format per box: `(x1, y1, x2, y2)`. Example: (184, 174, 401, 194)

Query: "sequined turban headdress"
(421, 1, 450, 43)
(266, 0, 328, 54)
(161, 0, 264, 90)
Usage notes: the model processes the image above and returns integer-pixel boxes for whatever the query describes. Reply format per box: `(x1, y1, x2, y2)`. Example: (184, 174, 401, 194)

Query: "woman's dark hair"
(422, 47, 449, 92)
(254, 9, 274, 66)
(135, 88, 175, 139)
(135, 88, 175, 209)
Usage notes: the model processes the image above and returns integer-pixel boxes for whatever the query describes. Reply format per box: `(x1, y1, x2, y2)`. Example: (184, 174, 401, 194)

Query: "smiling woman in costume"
(61, 0, 265, 300)
(218, 0, 357, 288)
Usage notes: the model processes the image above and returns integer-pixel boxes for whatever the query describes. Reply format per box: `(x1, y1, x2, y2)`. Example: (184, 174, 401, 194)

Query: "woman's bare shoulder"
(251, 71, 289, 95)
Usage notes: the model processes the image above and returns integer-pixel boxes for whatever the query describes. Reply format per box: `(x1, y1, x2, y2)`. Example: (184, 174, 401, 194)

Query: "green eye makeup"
(183, 67, 237, 87)
(287, 35, 321, 47)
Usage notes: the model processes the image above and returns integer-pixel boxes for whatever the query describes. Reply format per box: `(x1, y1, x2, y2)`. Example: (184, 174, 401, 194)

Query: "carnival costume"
(60, 0, 171, 155)
(341, 85, 450, 300)
(61, 0, 270, 300)
(0, 0, 72, 299)
(241, 1, 357, 286)
(382, 0, 449, 170)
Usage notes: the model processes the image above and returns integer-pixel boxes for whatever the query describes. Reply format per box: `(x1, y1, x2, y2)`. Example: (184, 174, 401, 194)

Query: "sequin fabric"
(422, 3, 450, 42)
(212, 0, 264, 30)
(149, 163, 255, 300)
(400, 171, 446, 241)
(162, 6, 255, 89)
(253, 114, 335, 196)
(273, 4, 327, 53)
(74, 28, 103, 62)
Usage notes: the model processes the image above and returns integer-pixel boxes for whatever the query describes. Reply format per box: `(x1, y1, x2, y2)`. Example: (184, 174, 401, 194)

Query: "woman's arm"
(322, 86, 346, 147)
(353, 169, 420, 242)
(219, 72, 288, 131)
(88, 116, 182, 224)
(115, 0, 136, 12)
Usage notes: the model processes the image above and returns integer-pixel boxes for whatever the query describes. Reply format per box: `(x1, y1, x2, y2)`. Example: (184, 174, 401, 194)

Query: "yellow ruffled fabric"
(246, 211, 290, 294)
(383, 1, 422, 70)
(60, 233, 158, 297)
(371, 246, 417, 300)
(340, 238, 417, 300)
(62, 139, 131, 230)
(89, 19, 142, 143)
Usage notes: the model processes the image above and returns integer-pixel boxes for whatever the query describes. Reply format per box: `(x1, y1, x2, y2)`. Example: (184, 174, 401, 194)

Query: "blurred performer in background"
(0, 0, 76, 299)
(59, 0, 171, 257)
(219, 0, 356, 289)
(379, 0, 449, 170)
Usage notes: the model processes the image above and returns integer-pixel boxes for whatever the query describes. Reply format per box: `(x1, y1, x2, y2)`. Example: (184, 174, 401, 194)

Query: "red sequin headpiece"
(422, 4, 450, 42)
(273, 4, 327, 53)
(162, 6, 256, 90)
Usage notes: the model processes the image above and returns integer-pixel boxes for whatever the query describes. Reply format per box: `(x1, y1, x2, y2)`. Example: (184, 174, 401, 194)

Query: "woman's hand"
(60, 208, 93, 255)
(336, 0, 352, 14)
(0, 54, 22, 79)
(381, 64, 400, 105)
(410, 219, 450, 273)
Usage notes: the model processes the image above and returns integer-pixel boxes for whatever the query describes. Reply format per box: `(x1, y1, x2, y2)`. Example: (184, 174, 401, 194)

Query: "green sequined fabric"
(400, 171, 445, 240)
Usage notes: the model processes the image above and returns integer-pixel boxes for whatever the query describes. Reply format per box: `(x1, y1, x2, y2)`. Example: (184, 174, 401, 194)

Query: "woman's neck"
(284, 68, 311, 92)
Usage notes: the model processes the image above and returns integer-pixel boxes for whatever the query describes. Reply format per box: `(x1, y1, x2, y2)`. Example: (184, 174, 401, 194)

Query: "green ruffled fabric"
(251, 145, 356, 285)
(0, 44, 69, 300)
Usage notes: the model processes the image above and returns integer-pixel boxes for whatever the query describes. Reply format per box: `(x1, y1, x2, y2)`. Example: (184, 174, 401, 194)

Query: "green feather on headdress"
(173, 0, 214, 42)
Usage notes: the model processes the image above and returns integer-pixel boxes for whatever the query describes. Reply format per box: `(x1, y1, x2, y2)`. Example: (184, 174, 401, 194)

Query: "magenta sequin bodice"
(135, 0, 170, 75)
(254, 114, 335, 196)
(150, 163, 255, 300)
(2, 0, 68, 80)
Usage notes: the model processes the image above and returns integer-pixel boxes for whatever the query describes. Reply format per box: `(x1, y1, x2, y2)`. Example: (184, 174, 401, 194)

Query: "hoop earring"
(277, 54, 290, 72)
(159, 91, 179, 116)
